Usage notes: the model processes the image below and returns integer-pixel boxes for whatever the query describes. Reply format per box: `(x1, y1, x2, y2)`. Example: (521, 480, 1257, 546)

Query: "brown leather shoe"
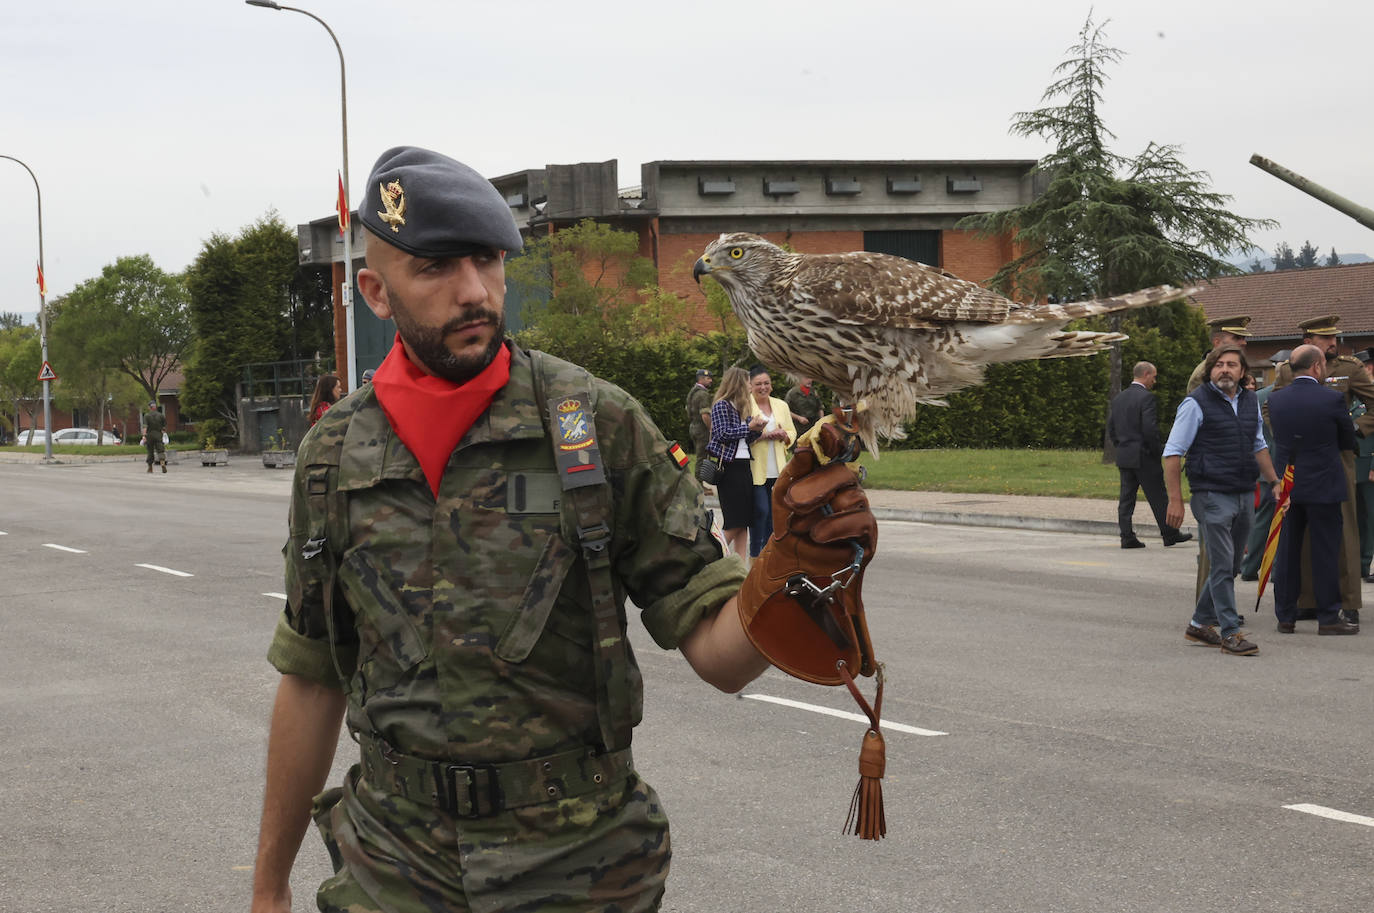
(1220, 632, 1259, 655)
(1185, 624, 1222, 646)
(1318, 622, 1359, 636)
(1276, 622, 1296, 634)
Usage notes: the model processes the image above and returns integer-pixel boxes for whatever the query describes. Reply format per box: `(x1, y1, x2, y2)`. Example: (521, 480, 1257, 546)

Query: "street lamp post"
(0, 154, 54, 460)
(245, 0, 357, 392)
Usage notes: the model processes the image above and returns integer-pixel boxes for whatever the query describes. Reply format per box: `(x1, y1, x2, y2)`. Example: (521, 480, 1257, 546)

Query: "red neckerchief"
(370, 333, 512, 497)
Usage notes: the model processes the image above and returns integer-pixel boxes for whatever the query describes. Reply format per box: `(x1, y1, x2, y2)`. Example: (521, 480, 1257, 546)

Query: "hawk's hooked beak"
(692, 256, 710, 284)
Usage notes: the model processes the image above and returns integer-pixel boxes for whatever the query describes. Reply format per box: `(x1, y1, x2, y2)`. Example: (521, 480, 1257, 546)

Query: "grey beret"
(360, 146, 523, 257)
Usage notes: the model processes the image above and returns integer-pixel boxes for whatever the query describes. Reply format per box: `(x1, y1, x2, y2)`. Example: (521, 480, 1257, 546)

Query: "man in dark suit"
(1268, 344, 1360, 635)
(1109, 361, 1192, 549)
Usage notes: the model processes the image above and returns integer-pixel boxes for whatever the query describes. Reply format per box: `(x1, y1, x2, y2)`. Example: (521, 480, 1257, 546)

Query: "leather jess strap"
(358, 731, 633, 818)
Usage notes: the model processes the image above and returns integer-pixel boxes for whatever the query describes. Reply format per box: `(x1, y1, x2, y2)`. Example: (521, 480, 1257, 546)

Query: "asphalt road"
(2, 460, 1371, 912)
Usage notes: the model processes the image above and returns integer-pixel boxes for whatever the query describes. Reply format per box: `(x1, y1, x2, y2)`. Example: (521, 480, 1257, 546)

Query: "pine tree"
(1295, 240, 1320, 269)
(1272, 242, 1297, 271)
(956, 14, 1273, 452)
(1326, 247, 1342, 267)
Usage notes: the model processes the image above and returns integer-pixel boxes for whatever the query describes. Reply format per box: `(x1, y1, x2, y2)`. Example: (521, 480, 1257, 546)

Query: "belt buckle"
(441, 764, 500, 818)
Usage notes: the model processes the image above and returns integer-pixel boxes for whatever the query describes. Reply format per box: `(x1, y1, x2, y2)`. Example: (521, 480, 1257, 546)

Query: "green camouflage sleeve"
(265, 447, 357, 686)
(601, 386, 747, 649)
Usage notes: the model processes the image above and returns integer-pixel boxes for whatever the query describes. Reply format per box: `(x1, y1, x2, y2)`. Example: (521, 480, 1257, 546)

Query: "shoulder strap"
(529, 350, 634, 753)
(301, 408, 353, 694)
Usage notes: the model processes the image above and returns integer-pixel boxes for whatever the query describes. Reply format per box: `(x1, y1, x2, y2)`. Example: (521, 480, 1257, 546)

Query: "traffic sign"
(37, 361, 57, 382)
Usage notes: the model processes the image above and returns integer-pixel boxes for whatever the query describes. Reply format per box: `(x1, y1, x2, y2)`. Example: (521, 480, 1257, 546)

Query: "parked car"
(52, 427, 122, 445)
(14, 429, 50, 445)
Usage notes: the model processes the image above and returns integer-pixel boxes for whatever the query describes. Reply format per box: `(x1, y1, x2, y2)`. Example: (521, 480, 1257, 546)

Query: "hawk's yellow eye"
(729, 247, 744, 259)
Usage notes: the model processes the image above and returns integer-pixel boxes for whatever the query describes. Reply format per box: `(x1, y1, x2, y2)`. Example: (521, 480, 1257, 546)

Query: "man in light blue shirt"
(1164, 346, 1281, 656)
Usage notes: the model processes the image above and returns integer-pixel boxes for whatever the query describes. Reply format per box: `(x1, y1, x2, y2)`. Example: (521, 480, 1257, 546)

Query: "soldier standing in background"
(686, 367, 713, 457)
(1239, 350, 1290, 581)
(141, 401, 166, 474)
(1271, 315, 1374, 627)
(1186, 315, 1253, 393)
(784, 377, 823, 429)
(1352, 349, 1374, 583)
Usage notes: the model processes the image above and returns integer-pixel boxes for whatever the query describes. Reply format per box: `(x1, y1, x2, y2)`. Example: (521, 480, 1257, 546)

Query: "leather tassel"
(844, 727, 887, 839)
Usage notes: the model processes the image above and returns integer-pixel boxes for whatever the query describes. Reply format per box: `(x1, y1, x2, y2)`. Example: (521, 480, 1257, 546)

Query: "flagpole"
(0, 154, 54, 461)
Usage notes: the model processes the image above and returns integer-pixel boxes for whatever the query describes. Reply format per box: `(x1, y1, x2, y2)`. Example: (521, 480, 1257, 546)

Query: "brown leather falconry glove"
(737, 413, 886, 839)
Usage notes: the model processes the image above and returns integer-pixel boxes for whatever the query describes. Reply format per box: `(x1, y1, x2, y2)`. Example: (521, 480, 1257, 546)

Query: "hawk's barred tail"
(1003, 284, 1204, 324)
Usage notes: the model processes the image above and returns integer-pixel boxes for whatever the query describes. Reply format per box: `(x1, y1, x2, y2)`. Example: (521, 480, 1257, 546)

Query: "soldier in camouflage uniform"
(142, 401, 166, 473)
(251, 147, 849, 913)
(1270, 316, 1374, 625)
(685, 368, 713, 457)
(784, 378, 823, 429)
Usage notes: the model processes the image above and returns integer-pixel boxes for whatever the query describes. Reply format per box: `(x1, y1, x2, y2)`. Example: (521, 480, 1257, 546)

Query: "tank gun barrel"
(1250, 154, 1374, 232)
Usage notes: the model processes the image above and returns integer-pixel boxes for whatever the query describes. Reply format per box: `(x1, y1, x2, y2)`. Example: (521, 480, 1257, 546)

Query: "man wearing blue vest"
(1164, 345, 1282, 656)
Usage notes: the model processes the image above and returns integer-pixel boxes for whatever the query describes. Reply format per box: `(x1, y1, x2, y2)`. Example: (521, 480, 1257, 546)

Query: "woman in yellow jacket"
(746, 365, 797, 557)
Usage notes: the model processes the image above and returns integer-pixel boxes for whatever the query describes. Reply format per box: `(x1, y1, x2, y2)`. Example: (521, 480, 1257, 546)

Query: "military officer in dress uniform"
(1271, 316, 1374, 626)
(1187, 315, 1253, 393)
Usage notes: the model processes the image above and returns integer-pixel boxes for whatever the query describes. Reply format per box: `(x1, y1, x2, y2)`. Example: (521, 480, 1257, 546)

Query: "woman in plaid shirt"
(707, 366, 767, 560)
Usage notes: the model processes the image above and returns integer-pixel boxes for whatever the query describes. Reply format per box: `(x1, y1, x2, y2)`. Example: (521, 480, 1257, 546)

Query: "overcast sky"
(3, 0, 1371, 311)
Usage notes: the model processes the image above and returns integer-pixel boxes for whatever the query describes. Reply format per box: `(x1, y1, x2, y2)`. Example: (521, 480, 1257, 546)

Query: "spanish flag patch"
(667, 442, 689, 468)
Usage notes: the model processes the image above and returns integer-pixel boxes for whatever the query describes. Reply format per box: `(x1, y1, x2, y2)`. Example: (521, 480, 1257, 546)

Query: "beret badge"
(377, 180, 407, 232)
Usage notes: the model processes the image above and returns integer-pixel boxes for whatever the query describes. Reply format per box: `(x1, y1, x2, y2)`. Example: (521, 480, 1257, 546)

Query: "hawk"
(693, 232, 1200, 454)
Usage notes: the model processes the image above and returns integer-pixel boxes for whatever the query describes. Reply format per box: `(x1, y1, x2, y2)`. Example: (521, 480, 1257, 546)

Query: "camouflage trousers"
(311, 764, 670, 913)
(145, 438, 165, 464)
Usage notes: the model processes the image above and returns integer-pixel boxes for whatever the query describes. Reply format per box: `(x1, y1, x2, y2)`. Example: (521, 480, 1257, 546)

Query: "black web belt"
(357, 731, 634, 818)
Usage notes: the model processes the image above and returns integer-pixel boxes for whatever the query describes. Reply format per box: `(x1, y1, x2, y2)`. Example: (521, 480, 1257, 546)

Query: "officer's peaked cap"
(1207, 314, 1252, 337)
(360, 146, 523, 258)
(1300, 315, 1341, 336)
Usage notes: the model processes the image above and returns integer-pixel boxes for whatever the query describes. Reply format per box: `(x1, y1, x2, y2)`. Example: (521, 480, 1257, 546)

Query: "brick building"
(299, 157, 1042, 378)
(1190, 262, 1374, 382)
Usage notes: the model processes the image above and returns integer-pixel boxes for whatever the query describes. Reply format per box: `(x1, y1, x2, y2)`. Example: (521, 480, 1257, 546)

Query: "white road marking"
(0, 530, 7, 535)
(43, 543, 87, 554)
(264, 592, 287, 600)
(743, 693, 948, 736)
(1284, 803, 1374, 828)
(135, 563, 193, 578)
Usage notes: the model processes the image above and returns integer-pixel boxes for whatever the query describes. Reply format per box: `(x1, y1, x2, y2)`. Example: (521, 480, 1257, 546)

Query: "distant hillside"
(1225, 252, 1371, 271)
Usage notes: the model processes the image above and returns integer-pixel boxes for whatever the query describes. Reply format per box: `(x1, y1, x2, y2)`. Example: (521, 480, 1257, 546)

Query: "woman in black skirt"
(706, 366, 767, 560)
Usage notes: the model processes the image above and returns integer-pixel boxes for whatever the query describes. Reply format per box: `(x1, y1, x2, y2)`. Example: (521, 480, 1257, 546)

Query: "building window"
(864, 230, 939, 266)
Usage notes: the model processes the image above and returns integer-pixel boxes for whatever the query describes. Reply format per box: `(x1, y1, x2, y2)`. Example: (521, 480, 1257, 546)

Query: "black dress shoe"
(1318, 622, 1360, 636)
(1276, 622, 1296, 633)
(1162, 532, 1194, 547)
(1121, 538, 1146, 549)
(1341, 609, 1360, 628)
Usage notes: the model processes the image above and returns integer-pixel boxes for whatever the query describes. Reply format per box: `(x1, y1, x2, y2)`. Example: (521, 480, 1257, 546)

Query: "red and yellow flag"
(36, 262, 46, 298)
(1254, 464, 1295, 608)
(336, 172, 349, 237)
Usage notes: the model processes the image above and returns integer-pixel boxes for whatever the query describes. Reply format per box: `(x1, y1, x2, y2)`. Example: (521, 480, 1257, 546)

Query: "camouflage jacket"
(267, 344, 745, 763)
(143, 409, 165, 436)
(784, 386, 822, 426)
(686, 384, 712, 443)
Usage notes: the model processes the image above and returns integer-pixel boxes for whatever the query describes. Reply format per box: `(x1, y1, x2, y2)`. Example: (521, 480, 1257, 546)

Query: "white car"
(14, 429, 49, 445)
(52, 427, 122, 445)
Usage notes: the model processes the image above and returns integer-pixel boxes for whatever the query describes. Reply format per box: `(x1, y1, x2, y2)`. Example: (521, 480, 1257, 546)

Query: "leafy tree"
(0, 312, 25, 330)
(1326, 247, 1341, 267)
(1272, 242, 1297, 271)
(956, 13, 1273, 451)
(0, 328, 42, 434)
(507, 219, 670, 352)
(47, 255, 191, 418)
(1295, 240, 1320, 270)
(181, 214, 307, 444)
(1248, 259, 1267, 273)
